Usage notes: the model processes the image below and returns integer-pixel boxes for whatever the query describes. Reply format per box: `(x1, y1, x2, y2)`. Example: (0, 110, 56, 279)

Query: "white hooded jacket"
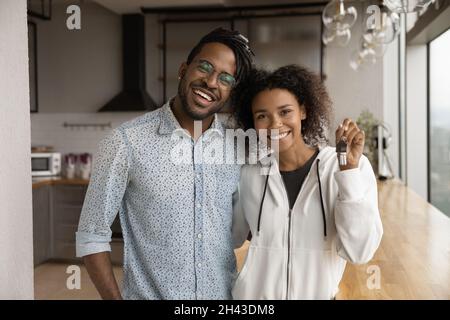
(231, 146, 383, 300)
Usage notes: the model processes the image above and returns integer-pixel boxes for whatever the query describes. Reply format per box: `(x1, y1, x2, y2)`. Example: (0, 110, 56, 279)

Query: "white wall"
(383, 37, 400, 177)
(324, 1, 384, 137)
(406, 45, 428, 199)
(323, 1, 403, 181)
(30, 1, 160, 158)
(33, 0, 162, 113)
(0, 0, 34, 299)
(34, 0, 122, 113)
(31, 112, 143, 158)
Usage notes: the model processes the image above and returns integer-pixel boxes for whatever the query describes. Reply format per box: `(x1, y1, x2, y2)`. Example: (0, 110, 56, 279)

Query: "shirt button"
(197, 263, 202, 268)
(196, 202, 201, 209)
(196, 173, 201, 180)
(197, 233, 202, 239)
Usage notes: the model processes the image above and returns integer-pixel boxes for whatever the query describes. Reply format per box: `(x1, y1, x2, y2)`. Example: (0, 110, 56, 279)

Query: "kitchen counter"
(234, 179, 450, 299)
(32, 177, 89, 189)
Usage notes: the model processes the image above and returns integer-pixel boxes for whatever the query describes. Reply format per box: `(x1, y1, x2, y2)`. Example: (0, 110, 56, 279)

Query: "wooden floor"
(337, 179, 449, 299)
(35, 180, 449, 299)
(34, 262, 123, 300)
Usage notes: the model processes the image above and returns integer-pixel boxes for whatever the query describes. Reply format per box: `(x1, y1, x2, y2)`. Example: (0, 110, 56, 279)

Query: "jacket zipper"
(279, 157, 319, 300)
(279, 176, 291, 300)
(286, 208, 292, 300)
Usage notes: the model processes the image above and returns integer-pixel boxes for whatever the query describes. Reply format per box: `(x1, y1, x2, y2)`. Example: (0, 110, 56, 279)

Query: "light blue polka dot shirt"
(76, 100, 241, 299)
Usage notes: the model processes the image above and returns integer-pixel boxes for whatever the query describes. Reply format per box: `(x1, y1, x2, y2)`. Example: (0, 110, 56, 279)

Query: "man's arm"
(76, 129, 130, 299)
(83, 252, 122, 300)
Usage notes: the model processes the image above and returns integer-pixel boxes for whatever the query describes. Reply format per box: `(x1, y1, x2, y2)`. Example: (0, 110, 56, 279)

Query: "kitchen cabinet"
(51, 184, 123, 264)
(52, 185, 88, 261)
(32, 185, 51, 266)
(32, 181, 123, 266)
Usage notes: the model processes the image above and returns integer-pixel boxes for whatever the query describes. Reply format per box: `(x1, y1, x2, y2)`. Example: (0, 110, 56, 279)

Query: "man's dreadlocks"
(186, 27, 255, 86)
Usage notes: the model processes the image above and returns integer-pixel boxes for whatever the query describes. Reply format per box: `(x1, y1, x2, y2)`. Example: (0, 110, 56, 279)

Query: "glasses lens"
(219, 73, 236, 88)
(197, 60, 236, 88)
(198, 61, 213, 73)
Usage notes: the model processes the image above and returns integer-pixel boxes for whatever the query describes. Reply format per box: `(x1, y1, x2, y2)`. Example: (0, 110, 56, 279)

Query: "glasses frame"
(193, 59, 237, 89)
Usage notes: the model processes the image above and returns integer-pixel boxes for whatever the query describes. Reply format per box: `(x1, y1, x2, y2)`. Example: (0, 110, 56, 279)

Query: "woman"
(231, 65, 383, 300)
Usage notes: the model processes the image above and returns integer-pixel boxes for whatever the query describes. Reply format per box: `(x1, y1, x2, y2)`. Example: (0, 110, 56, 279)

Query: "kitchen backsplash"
(31, 112, 233, 161)
(31, 112, 145, 159)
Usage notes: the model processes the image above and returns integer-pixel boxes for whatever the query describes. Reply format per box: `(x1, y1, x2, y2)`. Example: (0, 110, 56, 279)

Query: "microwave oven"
(31, 152, 61, 177)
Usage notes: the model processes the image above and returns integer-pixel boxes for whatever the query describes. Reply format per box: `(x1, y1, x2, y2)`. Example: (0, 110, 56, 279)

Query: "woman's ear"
(178, 62, 187, 80)
(300, 106, 307, 120)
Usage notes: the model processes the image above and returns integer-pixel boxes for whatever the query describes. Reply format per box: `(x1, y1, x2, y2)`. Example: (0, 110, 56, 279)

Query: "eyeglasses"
(195, 60, 236, 89)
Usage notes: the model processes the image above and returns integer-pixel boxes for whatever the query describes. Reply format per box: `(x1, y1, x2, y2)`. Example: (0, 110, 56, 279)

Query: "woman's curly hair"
(232, 65, 333, 146)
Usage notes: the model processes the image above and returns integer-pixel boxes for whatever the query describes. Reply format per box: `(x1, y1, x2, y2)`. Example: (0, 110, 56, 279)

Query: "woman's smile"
(269, 130, 291, 140)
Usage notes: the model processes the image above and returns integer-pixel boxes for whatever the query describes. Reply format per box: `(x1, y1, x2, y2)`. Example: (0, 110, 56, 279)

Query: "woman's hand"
(335, 118, 365, 171)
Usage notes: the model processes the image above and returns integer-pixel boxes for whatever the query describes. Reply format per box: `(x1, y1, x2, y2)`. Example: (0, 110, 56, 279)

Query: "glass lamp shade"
(322, 27, 352, 46)
(363, 10, 400, 45)
(322, 0, 358, 31)
(361, 38, 386, 57)
(383, 0, 433, 13)
(350, 48, 377, 70)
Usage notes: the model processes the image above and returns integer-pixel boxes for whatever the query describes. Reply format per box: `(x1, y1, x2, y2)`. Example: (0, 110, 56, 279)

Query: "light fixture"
(363, 8, 400, 45)
(360, 38, 386, 58)
(349, 47, 377, 71)
(322, 28, 352, 46)
(383, 0, 434, 13)
(322, 0, 358, 31)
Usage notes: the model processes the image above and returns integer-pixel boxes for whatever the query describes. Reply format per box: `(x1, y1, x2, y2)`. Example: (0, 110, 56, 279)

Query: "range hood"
(99, 14, 158, 112)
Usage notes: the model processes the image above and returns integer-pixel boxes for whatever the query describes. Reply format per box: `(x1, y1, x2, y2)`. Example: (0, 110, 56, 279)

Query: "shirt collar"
(158, 98, 224, 138)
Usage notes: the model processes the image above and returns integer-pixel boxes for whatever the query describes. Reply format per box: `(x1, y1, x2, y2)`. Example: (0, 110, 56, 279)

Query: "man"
(76, 28, 254, 300)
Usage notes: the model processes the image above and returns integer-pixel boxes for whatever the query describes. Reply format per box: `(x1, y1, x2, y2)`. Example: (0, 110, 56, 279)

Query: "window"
(429, 28, 450, 217)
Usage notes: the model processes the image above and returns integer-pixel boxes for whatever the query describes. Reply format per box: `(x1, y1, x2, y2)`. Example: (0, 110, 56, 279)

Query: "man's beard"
(178, 76, 225, 120)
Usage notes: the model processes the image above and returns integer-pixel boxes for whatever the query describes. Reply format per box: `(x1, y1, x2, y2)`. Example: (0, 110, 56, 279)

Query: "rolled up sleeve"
(76, 128, 130, 257)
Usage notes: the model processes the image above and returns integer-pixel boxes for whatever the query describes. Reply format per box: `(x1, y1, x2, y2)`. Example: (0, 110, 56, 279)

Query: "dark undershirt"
(280, 149, 319, 210)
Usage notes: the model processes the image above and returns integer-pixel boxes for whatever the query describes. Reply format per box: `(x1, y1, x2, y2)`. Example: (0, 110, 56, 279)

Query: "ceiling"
(91, 0, 328, 14)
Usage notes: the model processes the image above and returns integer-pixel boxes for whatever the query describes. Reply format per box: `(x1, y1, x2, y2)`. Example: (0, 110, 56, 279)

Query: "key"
(336, 137, 347, 166)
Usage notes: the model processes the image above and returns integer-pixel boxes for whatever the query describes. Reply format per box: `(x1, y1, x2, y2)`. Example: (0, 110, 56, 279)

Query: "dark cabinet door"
(52, 185, 88, 261)
(51, 184, 123, 265)
(32, 185, 50, 266)
(33, 183, 123, 265)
